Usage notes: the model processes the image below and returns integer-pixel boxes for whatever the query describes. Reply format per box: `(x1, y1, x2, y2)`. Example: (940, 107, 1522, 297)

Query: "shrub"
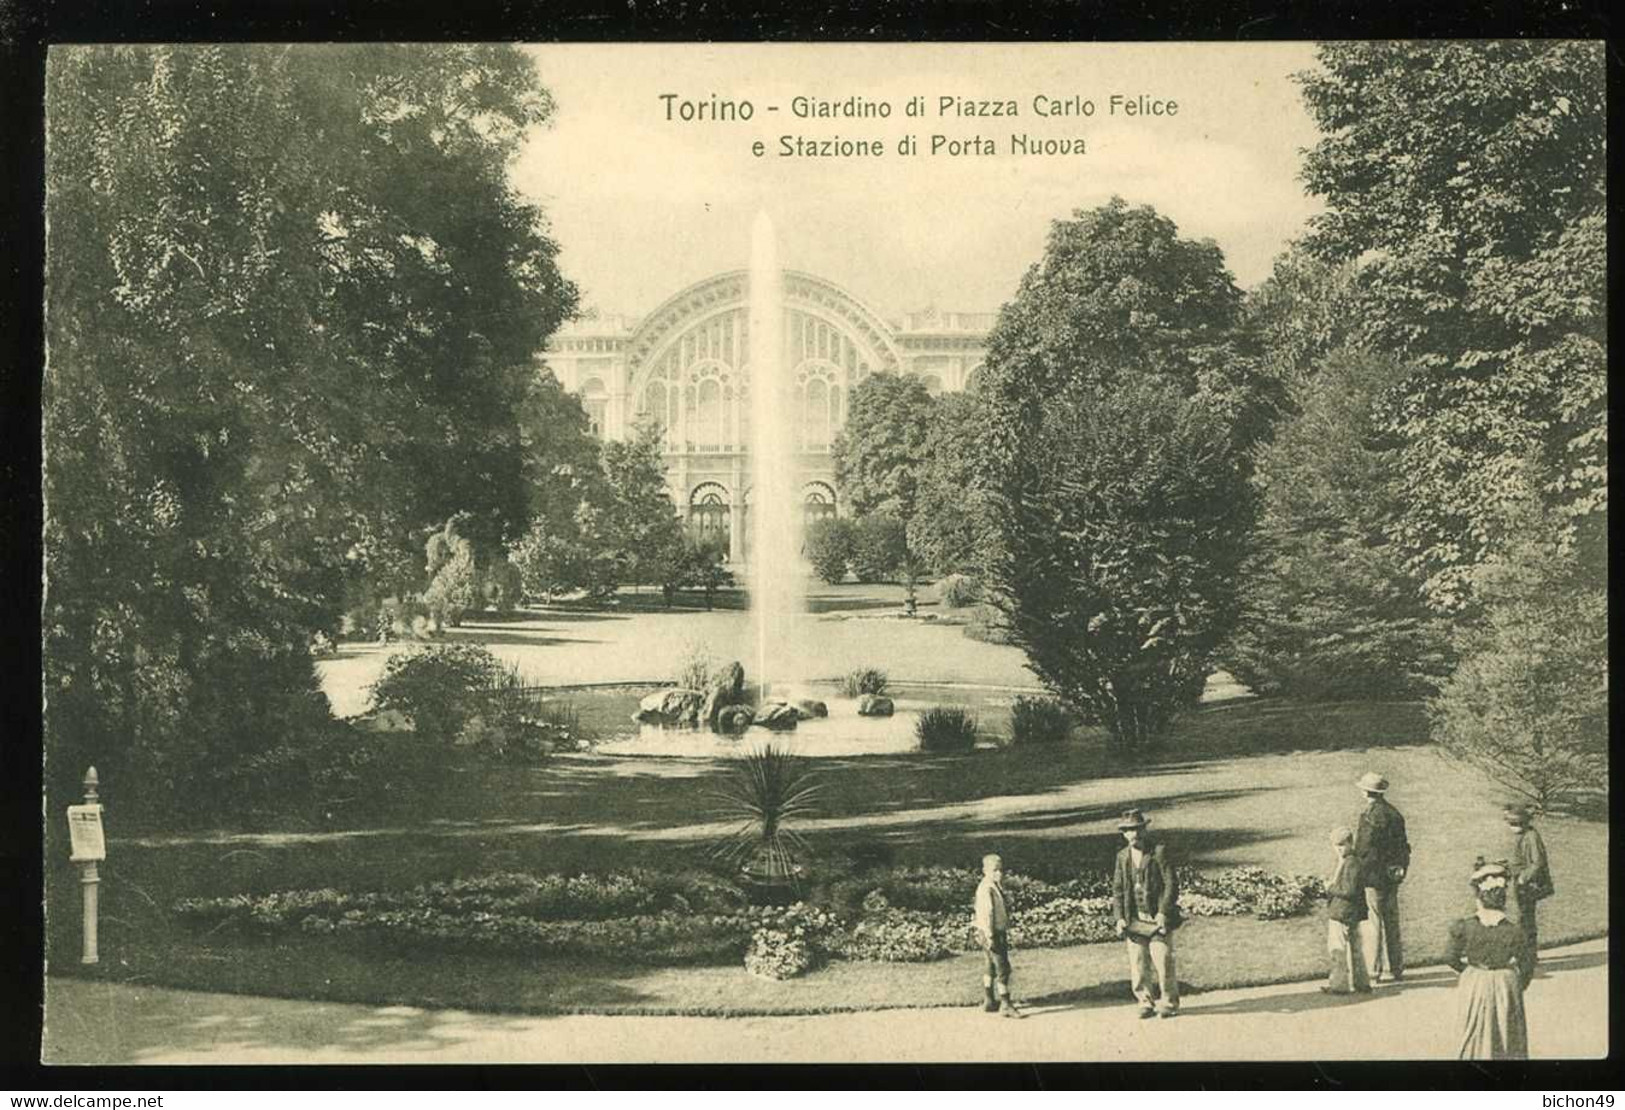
(850, 514, 910, 584)
(674, 638, 720, 692)
(1008, 898, 1116, 948)
(804, 517, 856, 585)
(983, 368, 1254, 748)
(1182, 867, 1327, 920)
(741, 903, 837, 979)
(368, 644, 504, 742)
(829, 913, 961, 963)
(935, 574, 981, 608)
(1429, 495, 1608, 812)
(1009, 695, 1072, 745)
(839, 668, 889, 698)
(744, 929, 814, 979)
(174, 862, 1326, 967)
(916, 706, 978, 752)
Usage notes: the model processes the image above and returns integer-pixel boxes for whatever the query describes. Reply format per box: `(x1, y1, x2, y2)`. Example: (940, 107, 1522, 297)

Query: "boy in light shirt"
(974, 853, 1023, 1018)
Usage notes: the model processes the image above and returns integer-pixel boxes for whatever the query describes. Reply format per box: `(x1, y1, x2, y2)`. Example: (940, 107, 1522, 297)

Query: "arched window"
(803, 483, 837, 531)
(690, 483, 730, 552)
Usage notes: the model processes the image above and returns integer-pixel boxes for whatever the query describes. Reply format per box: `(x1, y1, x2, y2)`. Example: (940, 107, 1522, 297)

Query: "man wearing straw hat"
(1353, 772, 1411, 982)
(1503, 803, 1553, 987)
(1111, 808, 1181, 1018)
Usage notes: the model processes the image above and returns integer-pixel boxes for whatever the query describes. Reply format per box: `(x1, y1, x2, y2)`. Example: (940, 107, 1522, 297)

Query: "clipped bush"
(804, 517, 857, 585)
(1009, 695, 1072, 745)
(850, 514, 909, 584)
(368, 644, 504, 742)
(839, 667, 889, 698)
(935, 574, 981, 608)
(916, 706, 978, 752)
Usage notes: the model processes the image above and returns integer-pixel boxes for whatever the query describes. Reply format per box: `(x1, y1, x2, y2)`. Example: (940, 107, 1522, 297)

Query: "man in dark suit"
(1504, 803, 1553, 987)
(1111, 808, 1181, 1018)
(1353, 772, 1410, 982)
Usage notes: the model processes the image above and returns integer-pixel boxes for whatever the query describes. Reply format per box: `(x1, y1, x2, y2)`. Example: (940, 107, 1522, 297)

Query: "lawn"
(46, 686, 1608, 1015)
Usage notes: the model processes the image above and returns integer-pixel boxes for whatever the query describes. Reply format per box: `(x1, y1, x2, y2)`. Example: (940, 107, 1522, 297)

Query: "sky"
(512, 43, 1328, 322)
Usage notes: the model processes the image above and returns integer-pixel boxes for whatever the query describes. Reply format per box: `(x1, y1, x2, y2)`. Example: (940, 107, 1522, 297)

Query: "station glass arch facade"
(544, 270, 992, 563)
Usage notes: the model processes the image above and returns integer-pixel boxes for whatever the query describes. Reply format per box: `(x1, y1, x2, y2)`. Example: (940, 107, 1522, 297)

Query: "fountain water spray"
(748, 212, 804, 700)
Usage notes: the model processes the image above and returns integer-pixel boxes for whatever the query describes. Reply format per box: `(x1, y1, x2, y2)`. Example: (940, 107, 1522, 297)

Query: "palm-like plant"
(709, 744, 824, 884)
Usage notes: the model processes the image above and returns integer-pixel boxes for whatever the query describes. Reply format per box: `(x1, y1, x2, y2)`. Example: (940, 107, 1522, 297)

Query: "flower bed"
(173, 863, 1328, 979)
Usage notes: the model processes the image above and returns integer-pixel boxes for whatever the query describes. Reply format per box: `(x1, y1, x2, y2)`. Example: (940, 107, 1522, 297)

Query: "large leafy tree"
(977, 199, 1262, 747)
(598, 422, 685, 592)
(1297, 41, 1606, 607)
(44, 45, 577, 801)
(1224, 350, 1454, 699)
(832, 371, 937, 523)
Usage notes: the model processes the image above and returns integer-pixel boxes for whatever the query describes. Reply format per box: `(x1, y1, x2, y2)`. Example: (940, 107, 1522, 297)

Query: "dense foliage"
(838, 668, 889, 698)
(43, 45, 577, 804)
(976, 200, 1263, 747)
(1008, 696, 1072, 745)
(1298, 41, 1606, 608)
(1224, 351, 1453, 699)
(915, 706, 978, 752)
(908, 391, 996, 578)
(174, 864, 1327, 975)
(367, 644, 505, 742)
(1430, 492, 1608, 811)
(803, 517, 856, 585)
(832, 372, 937, 523)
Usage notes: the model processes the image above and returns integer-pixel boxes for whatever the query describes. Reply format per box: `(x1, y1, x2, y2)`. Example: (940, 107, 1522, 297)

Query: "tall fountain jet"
(748, 212, 803, 698)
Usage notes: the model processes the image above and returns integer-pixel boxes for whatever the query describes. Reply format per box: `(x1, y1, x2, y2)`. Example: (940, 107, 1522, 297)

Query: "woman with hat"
(1110, 808, 1181, 1018)
(1445, 858, 1529, 1059)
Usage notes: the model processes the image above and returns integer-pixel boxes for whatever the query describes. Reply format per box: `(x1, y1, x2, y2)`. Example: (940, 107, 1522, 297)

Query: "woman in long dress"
(1445, 859, 1529, 1059)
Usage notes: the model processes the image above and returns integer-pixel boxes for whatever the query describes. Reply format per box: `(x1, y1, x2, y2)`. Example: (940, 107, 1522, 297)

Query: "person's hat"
(1503, 803, 1533, 824)
(1117, 809, 1150, 830)
(1469, 856, 1511, 885)
(1356, 772, 1389, 794)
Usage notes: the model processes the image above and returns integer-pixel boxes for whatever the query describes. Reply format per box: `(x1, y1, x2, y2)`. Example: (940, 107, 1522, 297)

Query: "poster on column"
(37, 39, 1607, 1068)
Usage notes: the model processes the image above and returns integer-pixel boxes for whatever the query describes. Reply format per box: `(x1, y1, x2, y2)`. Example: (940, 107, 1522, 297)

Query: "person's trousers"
(1126, 933, 1179, 1012)
(1361, 886, 1403, 980)
(1514, 899, 1539, 987)
(982, 933, 1012, 993)
(1326, 920, 1370, 993)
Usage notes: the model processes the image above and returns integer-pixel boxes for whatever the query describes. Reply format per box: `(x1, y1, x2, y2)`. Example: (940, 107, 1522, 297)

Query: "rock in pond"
(716, 704, 756, 734)
(702, 661, 748, 729)
(857, 694, 894, 717)
(635, 687, 706, 726)
(790, 698, 828, 720)
(754, 702, 801, 730)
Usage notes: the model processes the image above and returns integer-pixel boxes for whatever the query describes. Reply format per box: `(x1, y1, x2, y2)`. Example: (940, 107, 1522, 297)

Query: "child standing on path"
(974, 853, 1023, 1018)
(1323, 826, 1372, 995)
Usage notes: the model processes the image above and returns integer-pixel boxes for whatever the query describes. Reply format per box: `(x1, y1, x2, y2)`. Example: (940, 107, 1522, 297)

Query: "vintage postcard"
(39, 41, 1607, 1065)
